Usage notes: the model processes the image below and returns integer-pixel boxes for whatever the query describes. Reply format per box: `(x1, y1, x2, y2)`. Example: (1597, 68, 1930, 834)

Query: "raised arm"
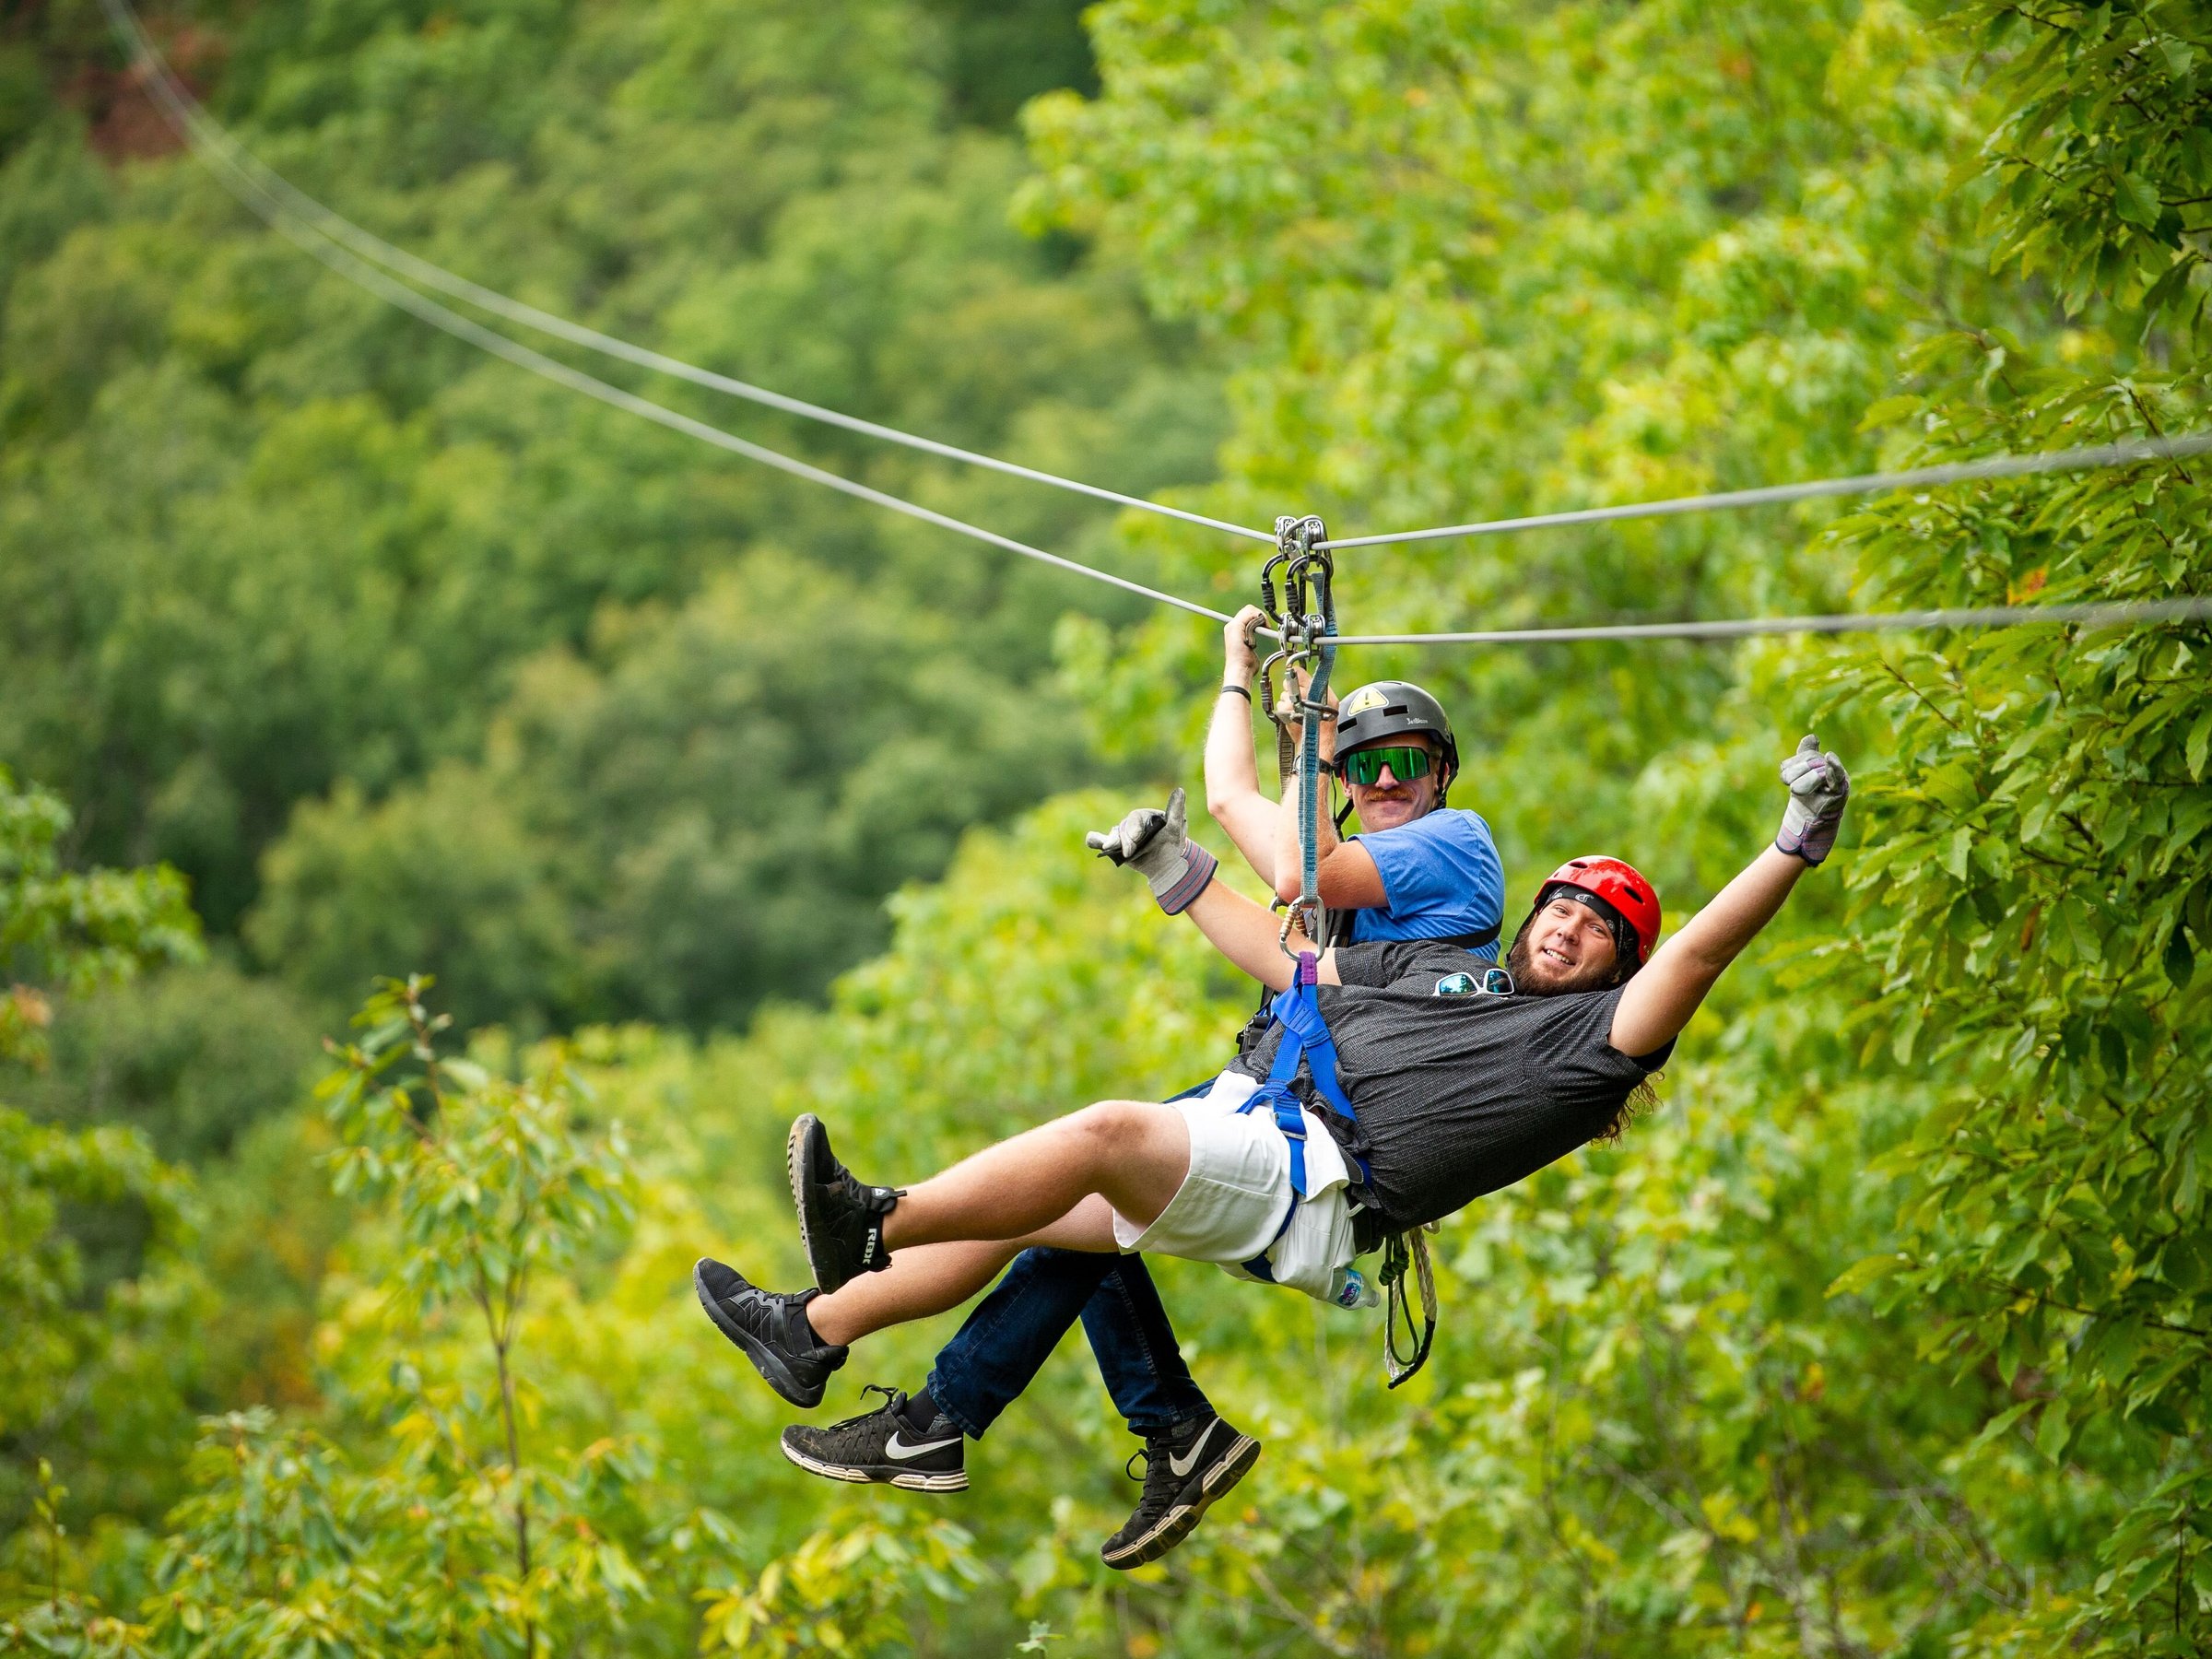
(1267, 665, 1389, 909)
(1608, 736, 1850, 1057)
(1206, 610, 1387, 907)
(1204, 606, 1285, 878)
(1608, 846, 1806, 1055)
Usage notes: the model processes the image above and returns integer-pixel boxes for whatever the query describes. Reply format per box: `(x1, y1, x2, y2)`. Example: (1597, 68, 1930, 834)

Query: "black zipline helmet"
(1333, 680, 1460, 799)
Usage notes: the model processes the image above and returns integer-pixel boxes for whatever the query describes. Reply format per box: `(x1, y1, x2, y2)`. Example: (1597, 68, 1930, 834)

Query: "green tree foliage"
(246, 557, 1090, 1032)
(1, 771, 206, 1647)
(0, 0, 1217, 1026)
(0, 964, 321, 1163)
(1816, 9, 2212, 1649)
(1965, 0, 2212, 335)
(0, 766, 201, 1065)
(34, 950, 1031, 1657)
(135, 977, 645, 1654)
(0, 1108, 201, 1658)
(921, 0, 1100, 128)
(1018, 0, 2212, 1650)
(7, 0, 2212, 1654)
(1026, 0, 2011, 877)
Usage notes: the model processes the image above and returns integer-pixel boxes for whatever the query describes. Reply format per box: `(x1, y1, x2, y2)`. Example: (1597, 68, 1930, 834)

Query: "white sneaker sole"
(1100, 1431, 1261, 1568)
(780, 1437, 969, 1493)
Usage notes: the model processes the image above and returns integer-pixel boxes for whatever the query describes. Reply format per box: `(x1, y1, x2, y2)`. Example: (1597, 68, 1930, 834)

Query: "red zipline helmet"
(1535, 856, 1663, 963)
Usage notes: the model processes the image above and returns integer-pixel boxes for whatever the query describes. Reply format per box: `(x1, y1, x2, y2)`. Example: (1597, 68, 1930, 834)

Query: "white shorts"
(1111, 1071, 1358, 1301)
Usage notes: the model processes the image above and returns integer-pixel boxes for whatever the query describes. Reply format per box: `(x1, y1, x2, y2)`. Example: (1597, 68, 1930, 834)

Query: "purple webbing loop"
(1297, 951, 1319, 988)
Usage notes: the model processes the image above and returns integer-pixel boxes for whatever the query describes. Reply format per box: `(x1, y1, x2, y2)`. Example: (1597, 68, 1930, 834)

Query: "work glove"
(1774, 735, 1851, 865)
(1086, 786, 1218, 914)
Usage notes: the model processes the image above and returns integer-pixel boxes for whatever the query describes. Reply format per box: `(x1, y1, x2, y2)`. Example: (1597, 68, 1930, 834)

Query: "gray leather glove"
(1775, 735, 1851, 865)
(1086, 786, 1218, 914)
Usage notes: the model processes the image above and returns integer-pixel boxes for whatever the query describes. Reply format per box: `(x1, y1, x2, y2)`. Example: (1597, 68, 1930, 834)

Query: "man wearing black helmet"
(1207, 605, 1503, 960)
(694, 606, 1506, 1567)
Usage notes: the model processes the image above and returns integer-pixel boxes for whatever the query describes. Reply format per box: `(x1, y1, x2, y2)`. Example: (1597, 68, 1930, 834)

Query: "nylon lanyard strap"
(1300, 651, 1332, 912)
(1270, 513, 1336, 954)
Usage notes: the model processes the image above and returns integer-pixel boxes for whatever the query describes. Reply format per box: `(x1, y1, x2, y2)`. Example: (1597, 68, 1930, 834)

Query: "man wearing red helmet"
(730, 735, 1852, 1421)
(700, 614, 1511, 1565)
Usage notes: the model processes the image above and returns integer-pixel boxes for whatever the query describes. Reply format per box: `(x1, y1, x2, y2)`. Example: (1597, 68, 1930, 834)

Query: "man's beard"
(1505, 930, 1619, 996)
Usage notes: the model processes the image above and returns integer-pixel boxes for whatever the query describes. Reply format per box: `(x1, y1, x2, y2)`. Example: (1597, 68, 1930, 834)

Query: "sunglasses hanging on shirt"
(1431, 967, 1515, 997)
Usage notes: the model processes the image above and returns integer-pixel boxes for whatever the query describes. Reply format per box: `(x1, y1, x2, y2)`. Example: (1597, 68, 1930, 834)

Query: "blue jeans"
(926, 1247, 1210, 1440)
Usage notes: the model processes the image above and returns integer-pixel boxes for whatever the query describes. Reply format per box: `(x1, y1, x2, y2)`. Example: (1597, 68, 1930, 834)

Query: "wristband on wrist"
(1775, 828, 1834, 866)
(1220, 684, 1253, 700)
(1156, 843, 1218, 915)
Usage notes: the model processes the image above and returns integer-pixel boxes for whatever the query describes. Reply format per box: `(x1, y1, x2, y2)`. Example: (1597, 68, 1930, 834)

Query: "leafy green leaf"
(2112, 173, 2162, 231)
(2186, 706, 2212, 781)
(2035, 1397, 2073, 1463)
(1827, 1254, 1908, 1299)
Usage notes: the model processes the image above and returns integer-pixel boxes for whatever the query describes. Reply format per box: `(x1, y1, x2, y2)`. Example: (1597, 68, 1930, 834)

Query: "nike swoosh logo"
(1167, 1420, 1217, 1478)
(886, 1430, 961, 1460)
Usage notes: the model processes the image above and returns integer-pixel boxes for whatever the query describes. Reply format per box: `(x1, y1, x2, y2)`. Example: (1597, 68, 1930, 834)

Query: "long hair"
(1503, 900, 1663, 1144)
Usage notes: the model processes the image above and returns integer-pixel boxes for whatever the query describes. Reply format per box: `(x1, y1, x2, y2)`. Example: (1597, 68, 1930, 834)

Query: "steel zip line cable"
(105, 1, 2210, 654)
(1324, 595, 2212, 646)
(99, 0, 1273, 548)
(1320, 430, 2212, 549)
(100, 0, 1236, 626)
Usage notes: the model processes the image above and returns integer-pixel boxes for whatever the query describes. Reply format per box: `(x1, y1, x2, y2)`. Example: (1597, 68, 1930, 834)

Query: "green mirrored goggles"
(1336, 744, 1432, 787)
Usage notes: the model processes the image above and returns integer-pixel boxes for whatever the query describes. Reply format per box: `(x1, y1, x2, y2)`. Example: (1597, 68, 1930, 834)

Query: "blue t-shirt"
(1348, 807, 1506, 959)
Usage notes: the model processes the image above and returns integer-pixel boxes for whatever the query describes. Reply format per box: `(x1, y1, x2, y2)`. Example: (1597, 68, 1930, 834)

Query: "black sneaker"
(780, 1386, 969, 1493)
(693, 1258, 849, 1408)
(787, 1114, 900, 1293)
(1100, 1412, 1261, 1570)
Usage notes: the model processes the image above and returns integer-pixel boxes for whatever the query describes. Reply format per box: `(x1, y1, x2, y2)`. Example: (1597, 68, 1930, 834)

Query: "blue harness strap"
(1236, 951, 1367, 1280)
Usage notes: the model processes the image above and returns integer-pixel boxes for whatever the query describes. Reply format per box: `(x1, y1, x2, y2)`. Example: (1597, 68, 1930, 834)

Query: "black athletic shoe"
(1100, 1412, 1261, 1570)
(780, 1386, 969, 1493)
(692, 1258, 849, 1408)
(787, 1114, 900, 1293)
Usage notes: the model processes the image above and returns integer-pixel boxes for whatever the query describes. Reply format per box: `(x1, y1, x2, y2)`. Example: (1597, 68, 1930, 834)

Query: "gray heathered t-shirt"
(1232, 939, 1674, 1233)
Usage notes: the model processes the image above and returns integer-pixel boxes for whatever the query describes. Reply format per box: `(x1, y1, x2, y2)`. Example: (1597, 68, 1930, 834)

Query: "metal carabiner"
(1274, 514, 1334, 642)
(1257, 549, 1291, 628)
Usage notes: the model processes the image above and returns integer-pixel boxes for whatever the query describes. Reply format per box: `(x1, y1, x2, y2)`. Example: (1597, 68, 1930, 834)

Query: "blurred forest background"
(2, 0, 2207, 1654)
